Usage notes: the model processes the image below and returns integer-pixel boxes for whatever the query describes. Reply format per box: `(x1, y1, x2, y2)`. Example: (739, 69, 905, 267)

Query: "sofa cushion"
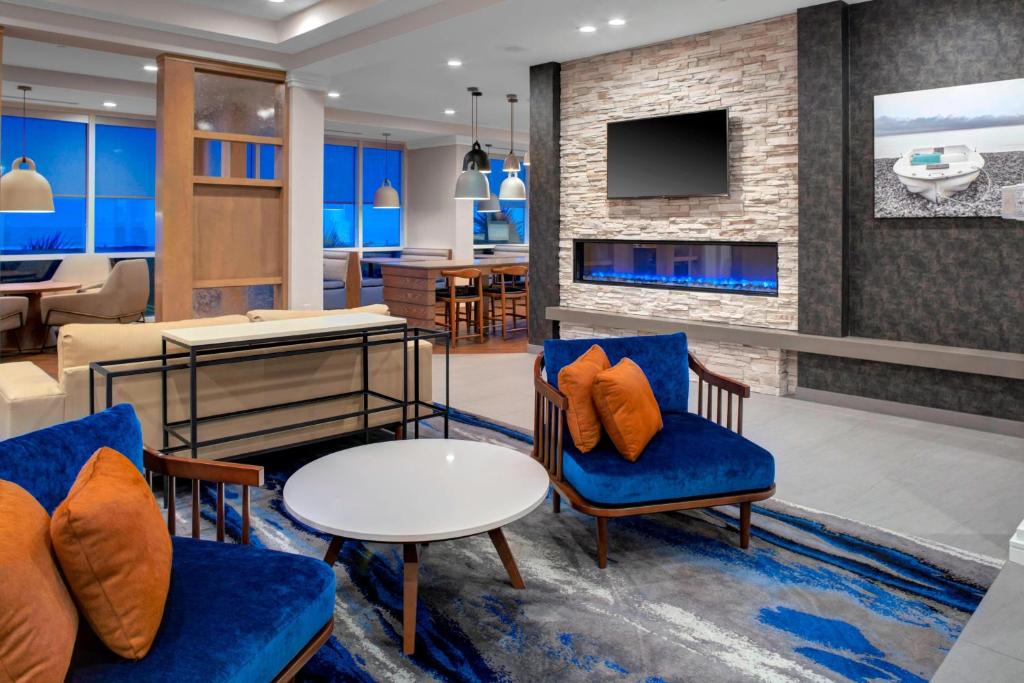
(59, 315, 249, 375)
(592, 359, 663, 461)
(246, 304, 389, 322)
(558, 344, 610, 452)
(52, 447, 172, 660)
(562, 411, 774, 506)
(0, 404, 143, 514)
(0, 481, 78, 682)
(544, 334, 689, 415)
(68, 537, 336, 683)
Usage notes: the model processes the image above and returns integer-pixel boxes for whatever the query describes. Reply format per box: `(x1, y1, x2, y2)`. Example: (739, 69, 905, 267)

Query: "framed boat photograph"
(873, 77, 1024, 218)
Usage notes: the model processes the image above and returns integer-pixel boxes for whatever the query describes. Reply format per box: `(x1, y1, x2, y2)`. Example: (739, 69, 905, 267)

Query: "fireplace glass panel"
(575, 240, 778, 295)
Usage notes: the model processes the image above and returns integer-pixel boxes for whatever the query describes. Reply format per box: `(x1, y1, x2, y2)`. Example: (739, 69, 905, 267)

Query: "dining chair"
(484, 265, 529, 339)
(436, 268, 484, 346)
(51, 254, 112, 292)
(0, 296, 29, 354)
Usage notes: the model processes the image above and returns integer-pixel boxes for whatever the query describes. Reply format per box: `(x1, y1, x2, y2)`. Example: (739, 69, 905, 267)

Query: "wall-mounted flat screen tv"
(606, 109, 729, 199)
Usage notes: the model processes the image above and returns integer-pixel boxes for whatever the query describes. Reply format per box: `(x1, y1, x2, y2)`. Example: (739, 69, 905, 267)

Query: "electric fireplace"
(574, 239, 778, 296)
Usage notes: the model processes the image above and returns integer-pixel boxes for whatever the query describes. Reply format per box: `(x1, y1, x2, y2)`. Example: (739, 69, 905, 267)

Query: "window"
(0, 115, 87, 255)
(360, 146, 402, 248)
(474, 159, 528, 245)
(323, 143, 357, 248)
(94, 123, 156, 253)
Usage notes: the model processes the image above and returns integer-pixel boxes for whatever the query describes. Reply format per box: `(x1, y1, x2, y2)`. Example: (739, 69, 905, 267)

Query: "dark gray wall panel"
(529, 62, 561, 345)
(797, 1, 848, 337)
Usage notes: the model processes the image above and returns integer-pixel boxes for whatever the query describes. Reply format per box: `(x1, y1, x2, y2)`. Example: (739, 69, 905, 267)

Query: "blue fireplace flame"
(584, 270, 778, 294)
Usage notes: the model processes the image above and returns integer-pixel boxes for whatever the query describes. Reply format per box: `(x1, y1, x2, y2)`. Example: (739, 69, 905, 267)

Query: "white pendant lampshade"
(478, 192, 501, 212)
(373, 178, 400, 208)
(503, 150, 520, 173)
(1, 86, 55, 213)
(372, 132, 400, 209)
(455, 168, 490, 200)
(1, 157, 54, 212)
(499, 172, 526, 201)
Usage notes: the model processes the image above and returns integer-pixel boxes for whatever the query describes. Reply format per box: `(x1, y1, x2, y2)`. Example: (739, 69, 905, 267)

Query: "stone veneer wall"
(558, 14, 799, 395)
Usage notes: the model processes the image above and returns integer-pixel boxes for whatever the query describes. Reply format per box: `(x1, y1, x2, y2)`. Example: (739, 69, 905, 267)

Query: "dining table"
(362, 256, 528, 330)
(0, 280, 82, 350)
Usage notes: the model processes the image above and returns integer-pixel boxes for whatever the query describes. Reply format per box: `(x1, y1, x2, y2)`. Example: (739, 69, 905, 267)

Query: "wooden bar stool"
(436, 268, 485, 346)
(484, 265, 529, 340)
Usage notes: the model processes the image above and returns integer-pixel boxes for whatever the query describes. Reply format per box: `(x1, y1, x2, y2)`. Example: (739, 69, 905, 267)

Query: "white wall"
(406, 143, 474, 260)
(286, 83, 325, 309)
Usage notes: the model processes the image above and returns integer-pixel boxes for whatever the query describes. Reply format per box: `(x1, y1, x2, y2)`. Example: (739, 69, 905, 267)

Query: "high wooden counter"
(367, 257, 528, 329)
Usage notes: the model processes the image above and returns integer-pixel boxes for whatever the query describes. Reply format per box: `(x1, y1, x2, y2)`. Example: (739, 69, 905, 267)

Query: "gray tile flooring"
(434, 352, 1024, 560)
(433, 351, 1024, 679)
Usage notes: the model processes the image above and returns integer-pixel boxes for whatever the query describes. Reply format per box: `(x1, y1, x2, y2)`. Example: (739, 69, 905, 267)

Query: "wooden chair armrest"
(688, 353, 750, 398)
(533, 353, 566, 481)
(144, 447, 263, 543)
(533, 354, 568, 410)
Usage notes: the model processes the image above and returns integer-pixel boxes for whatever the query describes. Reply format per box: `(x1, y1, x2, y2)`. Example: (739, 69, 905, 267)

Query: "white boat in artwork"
(892, 145, 985, 203)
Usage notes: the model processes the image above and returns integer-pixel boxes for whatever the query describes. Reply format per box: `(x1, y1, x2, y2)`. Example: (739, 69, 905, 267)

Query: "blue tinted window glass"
(324, 144, 356, 203)
(199, 140, 223, 177)
(1, 115, 86, 196)
(94, 199, 156, 252)
(361, 147, 402, 247)
(246, 143, 256, 178)
(474, 158, 527, 243)
(323, 205, 356, 248)
(260, 144, 276, 180)
(0, 197, 87, 255)
(95, 124, 155, 196)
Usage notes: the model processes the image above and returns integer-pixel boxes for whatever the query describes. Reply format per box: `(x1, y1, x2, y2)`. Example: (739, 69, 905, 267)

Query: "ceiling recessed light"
(268, 0, 284, 3)
(447, 59, 463, 67)
(608, 18, 626, 26)
(327, 91, 340, 98)
(444, 108, 456, 116)
(143, 64, 158, 72)
(578, 25, 597, 33)
(102, 101, 117, 108)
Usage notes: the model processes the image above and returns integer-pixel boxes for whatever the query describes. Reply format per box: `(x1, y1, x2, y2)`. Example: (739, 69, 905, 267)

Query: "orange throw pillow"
(592, 358, 663, 461)
(51, 447, 172, 660)
(0, 481, 78, 681)
(557, 344, 611, 452)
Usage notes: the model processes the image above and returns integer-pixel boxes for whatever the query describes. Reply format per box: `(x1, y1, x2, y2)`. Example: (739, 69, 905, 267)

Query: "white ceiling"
(0, 0, 868, 141)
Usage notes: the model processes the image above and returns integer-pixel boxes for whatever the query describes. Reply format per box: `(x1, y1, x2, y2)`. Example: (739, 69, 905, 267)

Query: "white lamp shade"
(455, 169, 490, 200)
(478, 192, 501, 213)
(373, 179, 400, 208)
(503, 151, 521, 173)
(499, 173, 526, 201)
(1, 157, 54, 213)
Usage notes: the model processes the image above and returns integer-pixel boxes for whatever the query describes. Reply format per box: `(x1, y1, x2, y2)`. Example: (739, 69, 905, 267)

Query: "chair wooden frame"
(484, 265, 529, 340)
(143, 446, 333, 680)
(532, 352, 775, 568)
(436, 268, 485, 346)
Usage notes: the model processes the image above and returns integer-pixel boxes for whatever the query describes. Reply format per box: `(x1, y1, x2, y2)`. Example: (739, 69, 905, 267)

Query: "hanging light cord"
(20, 87, 28, 164)
(509, 98, 515, 157)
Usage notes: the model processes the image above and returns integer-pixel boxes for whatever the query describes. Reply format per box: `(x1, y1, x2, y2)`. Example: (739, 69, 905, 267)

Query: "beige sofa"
(0, 305, 432, 459)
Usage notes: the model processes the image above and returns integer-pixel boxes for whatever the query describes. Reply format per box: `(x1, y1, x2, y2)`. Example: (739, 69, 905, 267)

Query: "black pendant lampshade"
(461, 87, 491, 174)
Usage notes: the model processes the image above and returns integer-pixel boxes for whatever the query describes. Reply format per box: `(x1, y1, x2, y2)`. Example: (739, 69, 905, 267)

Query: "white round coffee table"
(283, 438, 549, 654)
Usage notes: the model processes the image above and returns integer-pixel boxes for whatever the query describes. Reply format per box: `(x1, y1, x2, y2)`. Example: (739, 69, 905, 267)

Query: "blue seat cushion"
(544, 333, 689, 414)
(0, 404, 143, 514)
(69, 537, 336, 683)
(562, 411, 774, 506)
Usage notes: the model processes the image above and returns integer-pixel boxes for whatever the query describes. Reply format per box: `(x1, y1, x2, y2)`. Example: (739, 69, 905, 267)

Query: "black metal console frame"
(89, 323, 451, 459)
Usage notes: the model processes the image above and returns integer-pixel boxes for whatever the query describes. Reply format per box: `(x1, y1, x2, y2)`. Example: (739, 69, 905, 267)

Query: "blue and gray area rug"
(193, 412, 999, 682)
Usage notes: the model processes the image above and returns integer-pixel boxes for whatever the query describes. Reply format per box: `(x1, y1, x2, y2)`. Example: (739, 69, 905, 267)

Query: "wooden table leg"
(403, 543, 419, 655)
(323, 536, 345, 565)
(488, 528, 525, 589)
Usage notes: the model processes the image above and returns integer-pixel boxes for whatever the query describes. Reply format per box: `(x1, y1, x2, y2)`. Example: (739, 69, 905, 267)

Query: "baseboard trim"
(526, 343, 543, 355)
(793, 387, 1024, 438)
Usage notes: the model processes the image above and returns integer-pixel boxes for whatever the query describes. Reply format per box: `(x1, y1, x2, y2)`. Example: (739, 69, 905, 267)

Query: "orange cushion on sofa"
(51, 447, 172, 660)
(557, 344, 611, 452)
(592, 358, 664, 461)
(0, 481, 79, 681)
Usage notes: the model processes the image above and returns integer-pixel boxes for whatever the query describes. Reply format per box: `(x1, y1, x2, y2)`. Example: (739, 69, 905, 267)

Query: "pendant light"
(454, 88, 489, 200)
(372, 133, 400, 209)
(461, 87, 491, 174)
(477, 144, 501, 213)
(499, 93, 526, 201)
(1, 86, 54, 213)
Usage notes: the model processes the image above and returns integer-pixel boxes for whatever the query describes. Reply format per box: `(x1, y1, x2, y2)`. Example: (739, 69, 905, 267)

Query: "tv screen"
(606, 109, 729, 199)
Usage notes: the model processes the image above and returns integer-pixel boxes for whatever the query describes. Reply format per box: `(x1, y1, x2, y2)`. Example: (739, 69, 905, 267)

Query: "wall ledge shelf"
(546, 306, 1024, 380)
(193, 130, 283, 146)
(192, 176, 282, 188)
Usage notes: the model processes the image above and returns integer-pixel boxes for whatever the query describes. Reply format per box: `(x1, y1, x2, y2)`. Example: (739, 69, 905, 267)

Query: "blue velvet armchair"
(0, 404, 336, 682)
(534, 333, 776, 568)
